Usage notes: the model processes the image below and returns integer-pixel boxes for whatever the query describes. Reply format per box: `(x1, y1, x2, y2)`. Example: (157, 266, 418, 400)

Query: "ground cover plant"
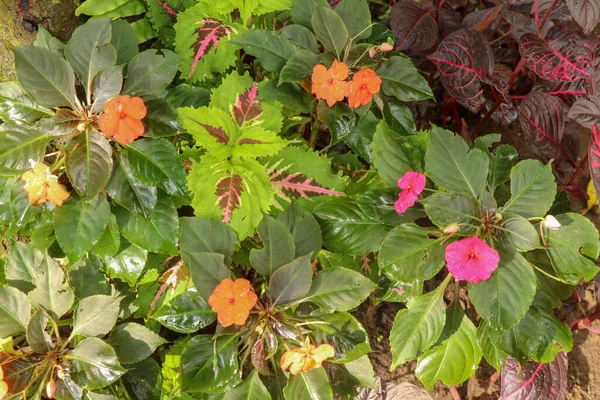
(0, 0, 599, 398)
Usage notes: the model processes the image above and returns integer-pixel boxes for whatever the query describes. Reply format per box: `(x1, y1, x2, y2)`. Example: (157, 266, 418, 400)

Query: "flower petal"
(394, 191, 418, 214)
(123, 96, 147, 119)
(311, 344, 335, 364)
(329, 60, 349, 80)
(445, 237, 499, 283)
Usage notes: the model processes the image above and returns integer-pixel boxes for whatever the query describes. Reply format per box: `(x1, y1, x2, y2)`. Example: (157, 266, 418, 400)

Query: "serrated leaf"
(269, 255, 312, 306)
(106, 323, 167, 365)
(66, 337, 126, 390)
(28, 255, 75, 319)
(232, 30, 297, 73)
(249, 215, 295, 277)
(0, 286, 31, 338)
(178, 106, 236, 159)
(378, 55, 434, 102)
(303, 267, 376, 312)
(71, 295, 121, 338)
(66, 130, 113, 199)
(501, 159, 556, 218)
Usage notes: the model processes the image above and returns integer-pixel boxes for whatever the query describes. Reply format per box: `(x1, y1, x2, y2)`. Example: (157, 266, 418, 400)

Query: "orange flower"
(208, 278, 258, 327)
(21, 163, 69, 206)
(345, 69, 382, 108)
(311, 60, 349, 107)
(97, 95, 147, 145)
(280, 338, 335, 376)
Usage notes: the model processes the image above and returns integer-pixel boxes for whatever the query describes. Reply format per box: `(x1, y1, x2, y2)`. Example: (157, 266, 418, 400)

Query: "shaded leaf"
(122, 49, 179, 96)
(390, 0, 437, 53)
(0, 286, 31, 338)
(250, 215, 295, 277)
(5, 241, 43, 293)
(568, 95, 600, 128)
(107, 153, 157, 218)
(283, 368, 333, 400)
(28, 255, 75, 319)
(269, 255, 312, 306)
(232, 30, 296, 73)
(185, 252, 231, 300)
(311, 7, 349, 59)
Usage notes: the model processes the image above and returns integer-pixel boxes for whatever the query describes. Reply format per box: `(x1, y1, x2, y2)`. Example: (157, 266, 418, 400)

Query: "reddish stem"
(567, 154, 589, 185)
(450, 387, 462, 400)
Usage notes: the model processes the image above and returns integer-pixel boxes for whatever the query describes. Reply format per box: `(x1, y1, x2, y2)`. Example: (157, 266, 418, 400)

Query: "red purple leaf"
(519, 34, 594, 82)
(190, 19, 231, 77)
(215, 174, 243, 224)
(499, 353, 568, 400)
(238, 138, 270, 145)
(438, 7, 462, 36)
(232, 83, 263, 125)
(428, 28, 498, 112)
(389, 0, 438, 53)
(462, 5, 506, 32)
(568, 95, 600, 128)
(589, 123, 600, 207)
(518, 91, 577, 166)
(566, 0, 600, 34)
(188, 117, 230, 144)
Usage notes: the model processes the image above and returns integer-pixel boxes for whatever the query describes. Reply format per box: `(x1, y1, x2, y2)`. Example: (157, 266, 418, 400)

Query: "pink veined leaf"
(428, 28, 505, 112)
(589, 123, 600, 207)
(190, 19, 231, 77)
(565, 0, 600, 34)
(188, 117, 230, 144)
(499, 353, 568, 400)
(215, 174, 243, 224)
(539, 0, 574, 22)
(232, 83, 263, 125)
(269, 165, 344, 206)
(518, 91, 578, 166)
(568, 95, 600, 128)
(155, 0, 178, 20)
(519, 34, 595, 82)
(389, 0, 438, 53)
(462, 5, 506, 32)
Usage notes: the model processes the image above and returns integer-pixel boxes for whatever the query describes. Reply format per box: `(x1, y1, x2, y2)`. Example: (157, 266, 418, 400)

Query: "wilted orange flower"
(98, 95, 147, 145)
(208, 278, 258, 327)
(280, 338, 335, 376)
(345, 69, 382, 108)
(311, 60, 349, 107)
(21, 163, 69, 206)
(0, 367, 8, 398)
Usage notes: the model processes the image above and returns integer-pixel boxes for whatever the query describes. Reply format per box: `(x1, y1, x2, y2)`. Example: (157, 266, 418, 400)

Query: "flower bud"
(443, 223, 459, 234)
(368, 47, 377, 58)
(543, 215, 561, 229)
(76, 122, 87, 132)
(379, 42, 394, 52)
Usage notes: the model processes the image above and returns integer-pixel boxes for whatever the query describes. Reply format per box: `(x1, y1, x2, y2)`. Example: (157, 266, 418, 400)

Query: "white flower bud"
(543, 215, 561, 230)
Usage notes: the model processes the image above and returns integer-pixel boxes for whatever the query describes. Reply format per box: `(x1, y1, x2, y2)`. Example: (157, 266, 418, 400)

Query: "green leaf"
(66, 337, 126, 390)
(153, 290, 216, 333)
(250, 215, 296, 277)
(122, 49, 178, 96)
(279, 50, 328, 85)
(476, 321, 507, 371)
(415, 301, 482, 390)
(499, 215, 539, 252)
(0, 123, 49, 176)
(469, 247, 536, 331)
(106, 322, 167, 365)
(92, 213, 121, 257)
(5, 241, 43, 293)
(270, 255, 312, 306)
(13, 45, 78, 108)
(27, 310, 53, 354)
(110, 19, 139, 65)
(122, 358, 162, 400)
(371, 120, 427, 187)
(231, 30, 297, 73)
(0, 82, 52, 123)
(382, 100, 416, 136)
(126, 138, 187, 195)
(181, 335, 239, 393)
(66, 130, 114, 199)
(313, 197, 390, 255)
(179, 216, 237, 267)
(283, 368, 333, 400)
(117, 191, 180, 255)
(54, 195, 111, 260)
(91, 64, 124, 114)
(28, 255, 75, 319)
(345, 110, 377, 162)
(425, 126, 488, 198)
(311, 7, 349, 59)
(65, 19, 117, 102)
(178, 106, 236, 160)
(545, 213, 600, 284)
(75, 0, 129, 16)
(379, 224, 445, 282)
(71, 295, 121, 338)
(377, 56, 434, 101)
(422, 192, 479, 233)
(312, 312, 371, 364)
(68, 257, 111, 299)
(0, 285, 31, 337)
(277, 204, 322, 258)
(335, 0, 371, 40)
(281, 25, 319, 53)
(501, 159, 557, 218)
(101, 241, 148, 287)
(316, 100, 356, 145)
(107, 153, 157, 218)
(291, 0, 329, 28)
(304, 267, 376, 312)
(223, 371, 271, 400)
(34, 26, 65, 54)
(389, 286, 446, 370)
(165, 85, 211, 108)
(142, 98, 183, 138)
(185, 252, 231, 300)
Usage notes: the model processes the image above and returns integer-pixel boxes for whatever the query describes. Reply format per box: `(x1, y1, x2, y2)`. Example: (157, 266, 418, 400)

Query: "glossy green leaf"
(102, 240, 148, 287)
(106, 322, 167, 365)
(54, 195, 111, 260)
(223, 371, 271, 400)
(153, 290, 216, 333)
(180, 216, 237, 265)
(283, 367, 333, 400)
(142, 97, 183, 138)
(185, 252, 231, 300)
(476, 321, 507, 371)
(316, 100, 356, 145)
(68, 257, 111, 299)
(0, 123, 49, 175)
(390, 286, 446, 370)
(122, 358, 162, 400)
(0, 82, 52, 123)
(66, 130, 113, 199)
(501, 159, 556, 218)
(500, 215, 539, 252)
(279, 50, 328, 85)
(270, 255, 312, 306)
(28, 255, 75, 319)
(311, 7, 349, 59)
(0, 286, 31, 338)
(5, 241, 43, 293)
(122, 49, 178, 96)
(66, 337, 126, 390)
(425, 126, 488, 198)
(231, 30, 297, 73)
(383, 100, 416, 136)
(312, 312, 371, 364)
(469, 247, 536, 332)
(71, 294, 121, 338)
(303, 267, 376, 312)
(250, 215, 296, 277)
(107, 153, 157, 218)
(377, 56, 434, 102)
(75, 0, 129, 16)
(415, 301, 482, 390)
(27, 310, 53, 354)
(92, 213, 120, 257)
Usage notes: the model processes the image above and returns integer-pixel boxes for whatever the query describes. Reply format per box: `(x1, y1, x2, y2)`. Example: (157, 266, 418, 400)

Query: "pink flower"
(394, 171, 426, 214)
(445, 237, 500, 284)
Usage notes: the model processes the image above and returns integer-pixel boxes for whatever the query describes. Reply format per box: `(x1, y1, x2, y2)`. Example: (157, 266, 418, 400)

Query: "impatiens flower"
(345, 69, 382, 108)
(394, 171, 426, 215)
(280, 338, 335, 376)
(311, 60, 349, 107)
(98, 95, 147, 145)
(445, 236, 500, 284)
(21, 163, 69, 206)
(208, 278, 258, 327)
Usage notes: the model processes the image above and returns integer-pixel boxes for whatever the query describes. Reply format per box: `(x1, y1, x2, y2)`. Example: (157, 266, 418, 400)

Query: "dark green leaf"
(106, 322, 167, 365)
(231, 30, 297, 73)
(223, 371, 272, 400)
(164, 86, 211, 108)
(66, 337, 126, 390)
(377, 56, 434, 101)
(281, 25, 319, 53)
(304, 267, 376, 312)
(91, 64, 124, 114)
(346, 110, 377, 162)
(277, 204, 322, 258)
(316, 99, 356, 145)
(153, 290, 216, 333)
(250, 215, 296, 277)
(270, 255, 312, 306)
(185, 252, 230, 300)
(0, 285, 31, 337)
(27, 310, 53, 354)
(0, 82, 52, 123)
(383, 100, 416, 136)
(499, 215, 539, 252)
(335, 0, 371, 40)
(122, 49, 179, 97)
(142, 98, 183, 138)
(66, 130, 113, 199)
(71, 294, 121, 338)
(422, 192, 479, 233)
(291, 0, 329, 28)
(311, 7, 349, 59)
(107, 153, 157, 218)
(312, 312, 371, 364)
(180, 216, 237, 265)
(279, 50, 328, 85)
(122, 358, 162, 400)
(111, 19, 139, 65)
(102, 240, 148, 287)
(476, 321, 507, 371)
(69, 257, 111, 299)
(91, 213, 121, 257)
